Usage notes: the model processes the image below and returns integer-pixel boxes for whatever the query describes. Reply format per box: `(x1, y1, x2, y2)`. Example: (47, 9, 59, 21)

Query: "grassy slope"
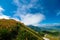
(45, 34, 60, 40)
(0, 19, 43, 40)
(20, 23, 43, 40)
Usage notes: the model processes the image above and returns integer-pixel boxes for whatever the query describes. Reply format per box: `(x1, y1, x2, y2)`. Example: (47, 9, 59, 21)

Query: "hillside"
(0, 19, 43, 40)
(28, 25, 60, 40)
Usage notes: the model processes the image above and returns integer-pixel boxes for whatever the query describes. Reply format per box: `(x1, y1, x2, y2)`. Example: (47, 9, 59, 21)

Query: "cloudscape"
(0, 0, 60, 26)
(0, 0, 60, 40)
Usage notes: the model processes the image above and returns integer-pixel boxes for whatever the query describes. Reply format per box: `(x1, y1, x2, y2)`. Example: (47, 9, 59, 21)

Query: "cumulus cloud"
(13, 0, 45, 26)
(20, 13, 45, 25)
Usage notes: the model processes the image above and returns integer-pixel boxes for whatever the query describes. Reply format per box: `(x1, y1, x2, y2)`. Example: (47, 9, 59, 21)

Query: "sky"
(0, 0, 60, 26)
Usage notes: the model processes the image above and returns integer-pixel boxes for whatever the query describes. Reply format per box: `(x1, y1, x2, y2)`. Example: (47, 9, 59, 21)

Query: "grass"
(45, 34, 60, 40)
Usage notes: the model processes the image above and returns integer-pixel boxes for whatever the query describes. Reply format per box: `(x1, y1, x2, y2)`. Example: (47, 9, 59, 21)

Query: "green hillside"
(0, 19, 43, 40)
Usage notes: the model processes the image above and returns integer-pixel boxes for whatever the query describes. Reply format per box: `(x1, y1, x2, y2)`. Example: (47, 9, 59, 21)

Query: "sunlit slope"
(0, 19, 43, 40)
(19, 23, 43, 40)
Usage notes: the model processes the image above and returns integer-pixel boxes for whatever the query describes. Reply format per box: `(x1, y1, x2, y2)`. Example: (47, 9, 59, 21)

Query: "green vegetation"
(0, 19, 60, 40)
(0, 19, 43, 40)
(45, 34, 60, 40)
(28, 25, 60, 40)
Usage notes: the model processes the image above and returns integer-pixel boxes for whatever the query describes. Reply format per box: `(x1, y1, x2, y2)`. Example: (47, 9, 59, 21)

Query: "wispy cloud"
(0, 6, 4, 15)
(13, 0, 45, 25)
(0, 6, 19, 21)
(38, 23, 60, 27)
(0, 6, 10, 19)
(57, 11, 60, 16)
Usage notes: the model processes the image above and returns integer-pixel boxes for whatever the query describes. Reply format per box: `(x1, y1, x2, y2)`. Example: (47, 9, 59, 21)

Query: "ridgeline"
(0, 19, 43, 40)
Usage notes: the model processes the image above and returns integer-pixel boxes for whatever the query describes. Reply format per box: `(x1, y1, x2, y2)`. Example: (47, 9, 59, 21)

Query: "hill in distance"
(28, 25, 60, 40)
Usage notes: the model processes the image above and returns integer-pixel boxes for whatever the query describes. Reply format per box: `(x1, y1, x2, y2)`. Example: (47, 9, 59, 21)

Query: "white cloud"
(13, 0, 45, 26)
(0, 6, 10, 19)
(0, 6, 4, 15)
(0, 6, 16, 20)
(0, 6, 20, 21)
(0, 15, 10, 19)
(20, 13, 45, 25)
(0, 6, 4, 11)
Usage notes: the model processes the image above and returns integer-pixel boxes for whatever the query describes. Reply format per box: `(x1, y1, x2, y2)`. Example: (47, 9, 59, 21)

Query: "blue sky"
(0, 0, 60, 26)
